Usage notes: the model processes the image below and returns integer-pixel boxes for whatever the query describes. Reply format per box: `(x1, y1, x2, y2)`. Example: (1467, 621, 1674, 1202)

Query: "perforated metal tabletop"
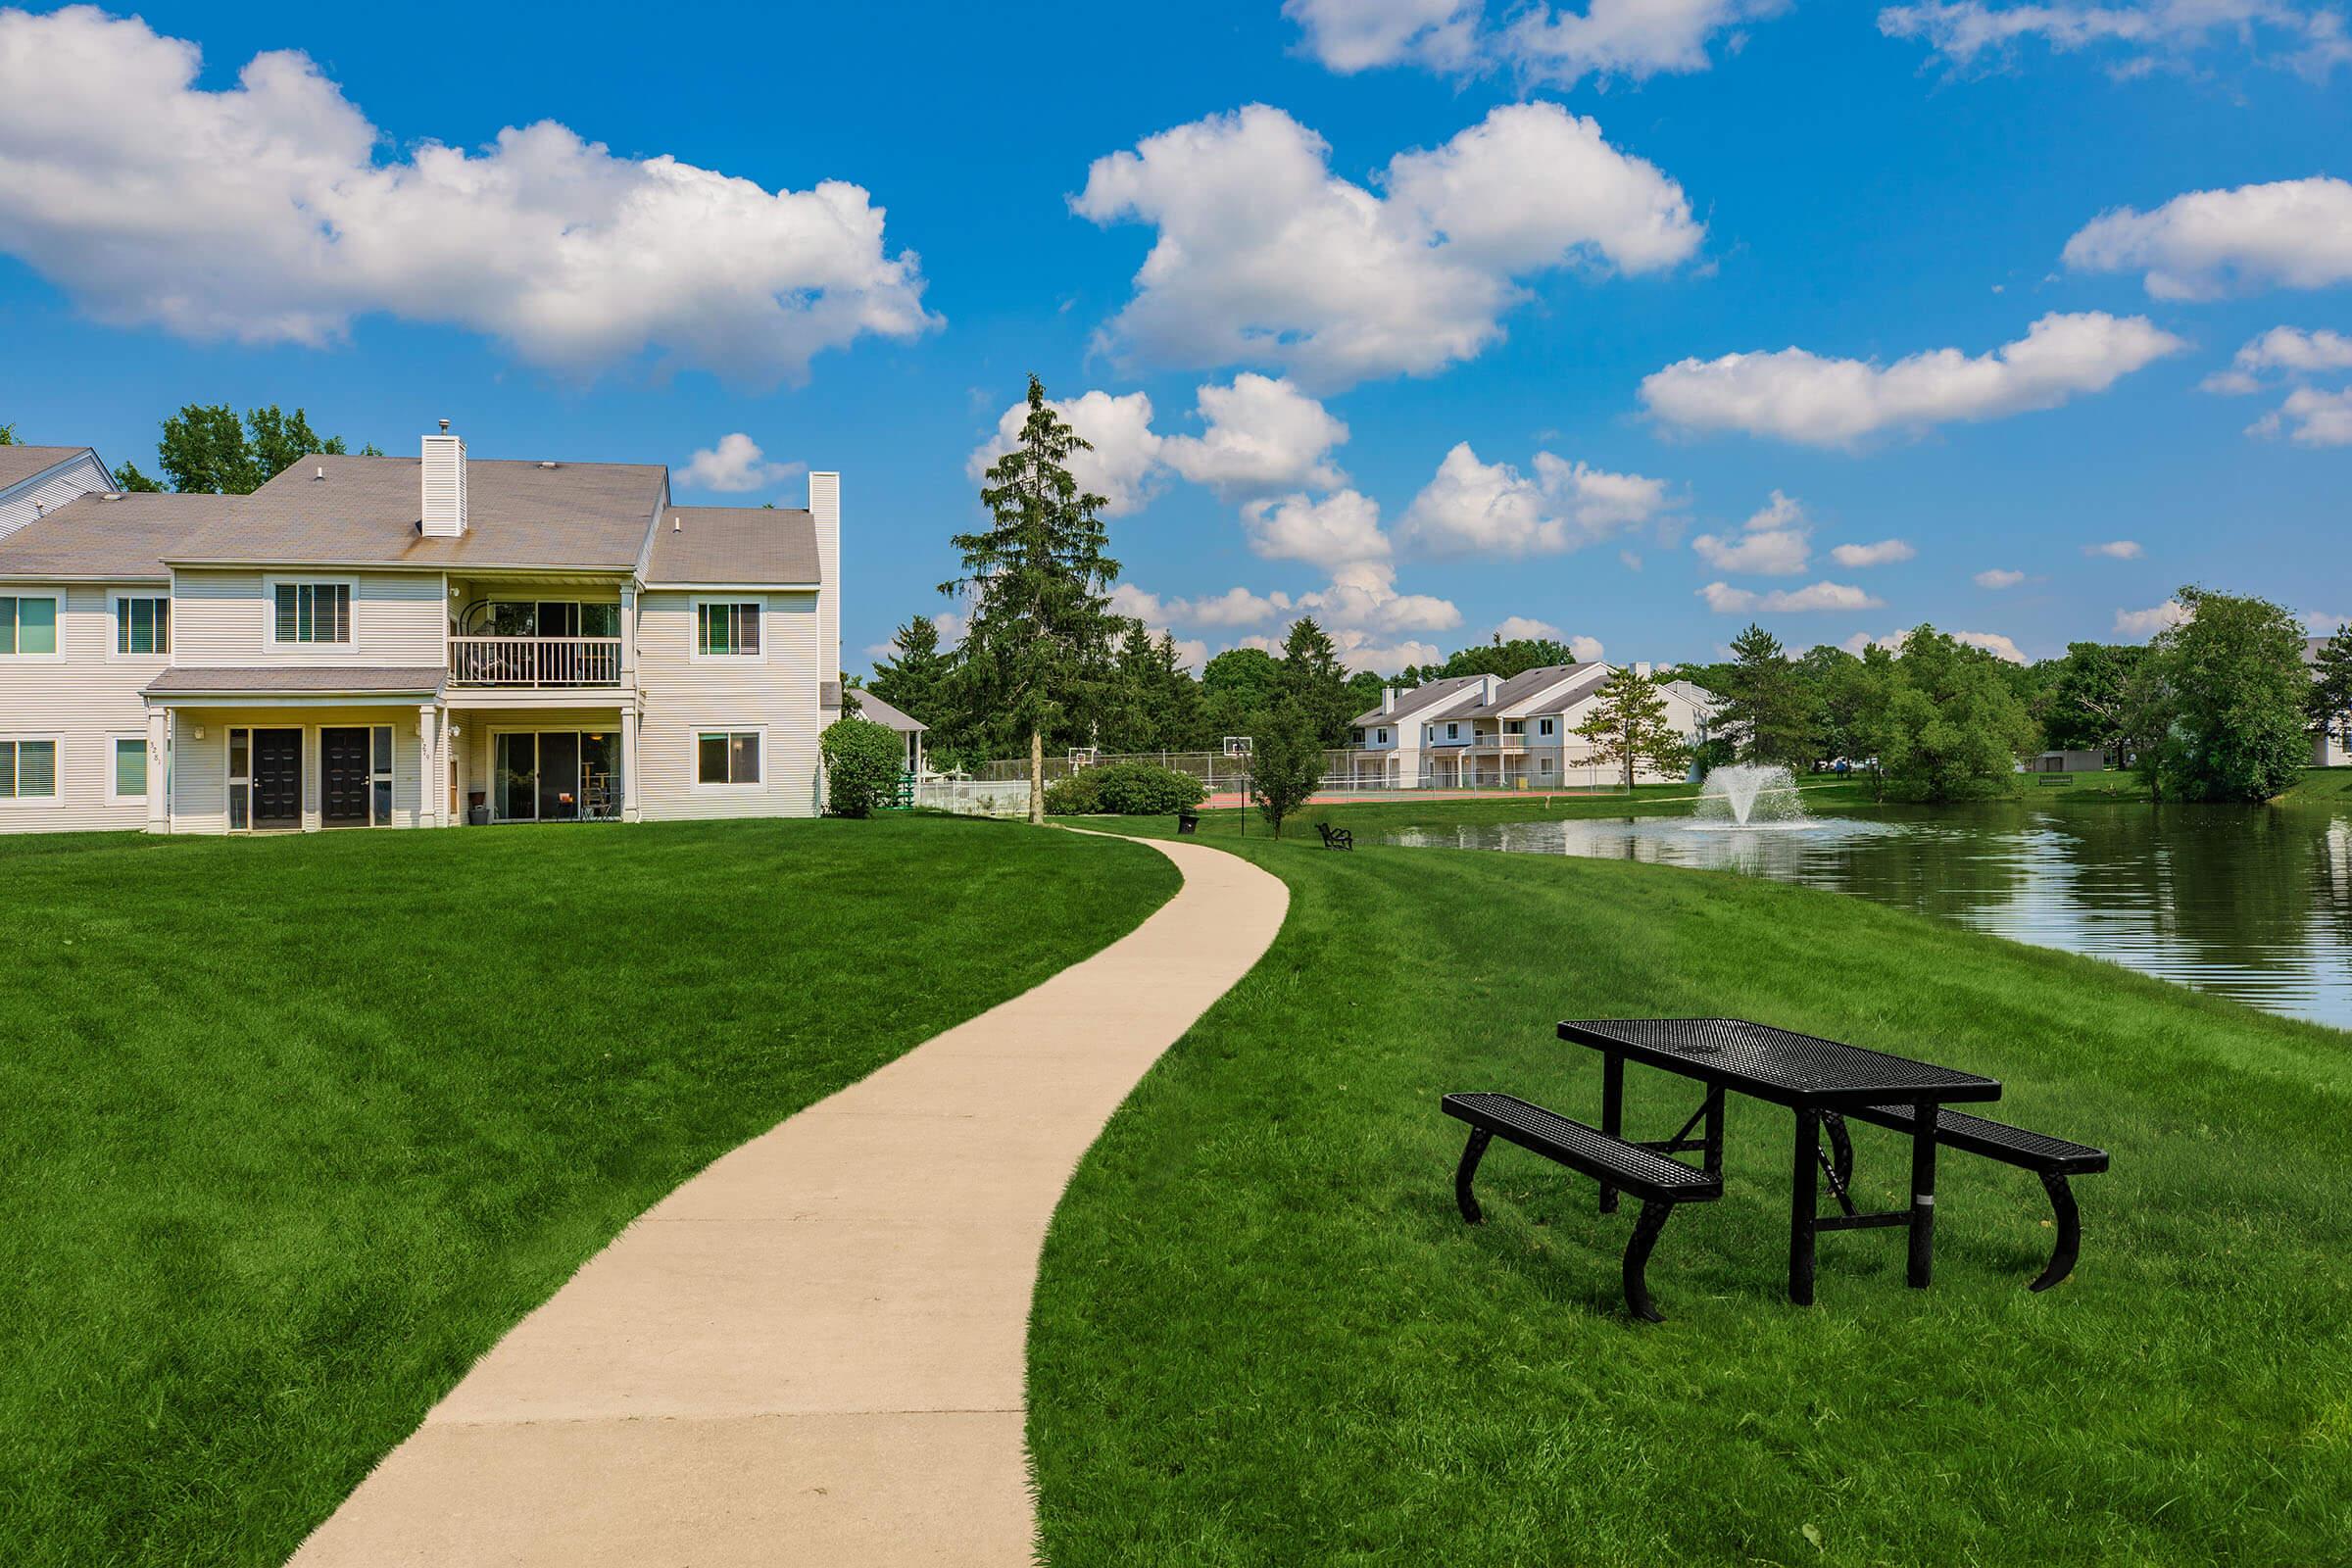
(1558, 1017, 2001, 1109)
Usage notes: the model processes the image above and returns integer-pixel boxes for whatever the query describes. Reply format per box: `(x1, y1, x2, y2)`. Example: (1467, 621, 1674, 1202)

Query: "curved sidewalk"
(293, 833, 1286, 1567)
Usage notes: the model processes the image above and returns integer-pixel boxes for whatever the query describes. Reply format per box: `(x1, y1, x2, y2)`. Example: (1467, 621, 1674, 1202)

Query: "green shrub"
(1045, 761, 1204, 816)
(820, 718, 904, 817)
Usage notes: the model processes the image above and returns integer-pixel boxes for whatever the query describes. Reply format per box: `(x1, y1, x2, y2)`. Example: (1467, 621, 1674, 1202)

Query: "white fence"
(911, 776, 1032, 817)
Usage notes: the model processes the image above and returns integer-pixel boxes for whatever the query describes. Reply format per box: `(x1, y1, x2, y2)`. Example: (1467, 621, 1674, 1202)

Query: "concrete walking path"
(293, 833, 1287, 1567)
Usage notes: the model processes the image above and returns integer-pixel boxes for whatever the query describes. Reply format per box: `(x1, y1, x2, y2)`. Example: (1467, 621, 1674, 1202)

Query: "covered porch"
(447, 698, 639, 825)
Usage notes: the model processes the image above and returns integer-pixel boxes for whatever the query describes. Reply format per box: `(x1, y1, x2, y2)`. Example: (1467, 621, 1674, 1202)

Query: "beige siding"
(166, 706, 429, 834)
(632, 589, 823, 820)
(0, 581, 167, 832)
(0, 454, 113, 539)
(172, 568, 445, 667)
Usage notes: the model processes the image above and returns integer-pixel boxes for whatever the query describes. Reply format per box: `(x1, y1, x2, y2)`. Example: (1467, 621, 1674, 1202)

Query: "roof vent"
(538, 461, 559, 469)
(439, 418, 451, 434)
(314, 465, 325, 481)
(672, 514, 682, 532)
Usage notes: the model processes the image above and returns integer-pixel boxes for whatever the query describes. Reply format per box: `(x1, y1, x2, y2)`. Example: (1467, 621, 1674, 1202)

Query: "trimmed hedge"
(1044, 761, 1206, 816)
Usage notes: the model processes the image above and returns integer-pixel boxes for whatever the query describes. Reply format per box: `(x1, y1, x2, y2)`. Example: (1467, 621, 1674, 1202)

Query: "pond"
(1385, 797, 2352, 1031)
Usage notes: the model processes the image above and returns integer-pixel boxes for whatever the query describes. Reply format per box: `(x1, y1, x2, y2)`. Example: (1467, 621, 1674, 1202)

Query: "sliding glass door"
(492, 730, 621, 821)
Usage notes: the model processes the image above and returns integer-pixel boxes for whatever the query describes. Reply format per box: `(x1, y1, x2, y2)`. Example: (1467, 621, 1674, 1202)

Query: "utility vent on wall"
(421, 420, 467, 537)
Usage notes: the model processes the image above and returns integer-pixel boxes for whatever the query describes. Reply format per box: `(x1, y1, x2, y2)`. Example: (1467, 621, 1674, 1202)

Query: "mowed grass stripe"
(1029, 822, 2351, 1567)
(0, 816, 1177, 1567)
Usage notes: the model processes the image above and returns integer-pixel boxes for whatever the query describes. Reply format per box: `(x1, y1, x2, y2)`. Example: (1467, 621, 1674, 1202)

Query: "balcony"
(449, 636, 623, 689)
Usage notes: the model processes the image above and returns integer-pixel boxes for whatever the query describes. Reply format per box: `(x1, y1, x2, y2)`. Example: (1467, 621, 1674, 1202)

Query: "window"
(0, 596, 58, 656)
(697, 602, 761, 656)
(1505, 719, 1524, 734)
(1377, 728, 1389, 744)
(1539, 717, 1554, 737)
(111, 736, 147, 801)
(1540, 758, 1554, 776)
(228, 729, 250, 830)
(116, 596, 170, 655)
(1446, 723, 1459, 740)
(1351, 727, 1365, 744)
(697, 730, 761, 786)
(273, 582, 351, 644)
(0, 738, 58, 799)
(371, 725, 394, 826)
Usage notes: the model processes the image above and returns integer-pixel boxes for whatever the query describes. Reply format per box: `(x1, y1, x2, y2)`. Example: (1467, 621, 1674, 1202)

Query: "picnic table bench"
(1443, 1092, 1719, 1321)
(1443, 1018, 2109, 1316)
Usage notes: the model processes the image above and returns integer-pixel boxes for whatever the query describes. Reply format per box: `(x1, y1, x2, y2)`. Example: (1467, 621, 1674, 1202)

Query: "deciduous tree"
(2136, 586, 2311, 803)
(1247, 702, 1324, 839)
(1879, 626, 2038, 802)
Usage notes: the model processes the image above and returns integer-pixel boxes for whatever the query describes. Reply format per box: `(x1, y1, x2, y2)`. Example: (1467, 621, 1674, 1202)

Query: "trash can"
(1177, 807, 1200, 835)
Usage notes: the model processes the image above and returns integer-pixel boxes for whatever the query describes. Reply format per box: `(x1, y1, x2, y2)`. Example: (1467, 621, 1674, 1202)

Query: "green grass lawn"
(1029, 818, 2352, 1566)
(0, 816, 1176, 1567)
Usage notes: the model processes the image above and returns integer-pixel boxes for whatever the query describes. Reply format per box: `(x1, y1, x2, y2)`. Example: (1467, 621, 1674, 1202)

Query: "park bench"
(1315, 821, 1353, 851)
(1177, 806, 1200, 835)
(1443, 1092, 1721, 1321)
(2036, 774, 2076, 787)
(1830, 1103, 2108, 1291)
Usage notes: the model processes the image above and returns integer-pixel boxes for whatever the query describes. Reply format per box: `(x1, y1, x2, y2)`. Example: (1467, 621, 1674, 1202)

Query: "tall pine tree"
(949, 376, 1122, 823)
(1573, 666, 1691, 791)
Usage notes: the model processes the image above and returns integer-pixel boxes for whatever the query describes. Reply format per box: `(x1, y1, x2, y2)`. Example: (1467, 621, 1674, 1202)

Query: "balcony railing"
(449, 636, 624, 688)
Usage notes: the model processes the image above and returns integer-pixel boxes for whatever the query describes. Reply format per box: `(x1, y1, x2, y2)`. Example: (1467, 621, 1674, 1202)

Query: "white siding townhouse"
(0, 426, 854, 834)
(1348, 662, 1715, 790)
(2311, 636, 2350, 768)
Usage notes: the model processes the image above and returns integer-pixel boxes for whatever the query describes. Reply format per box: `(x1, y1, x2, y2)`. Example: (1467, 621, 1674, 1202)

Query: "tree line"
(4, 403, 376, 492)
(1689, 590, 2328, 803)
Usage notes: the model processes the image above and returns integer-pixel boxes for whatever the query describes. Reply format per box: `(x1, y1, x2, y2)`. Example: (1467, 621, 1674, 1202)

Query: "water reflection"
(1386, 801, 2352, 1031)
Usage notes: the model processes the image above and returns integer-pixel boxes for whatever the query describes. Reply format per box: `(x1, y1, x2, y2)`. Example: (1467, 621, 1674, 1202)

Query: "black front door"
(321, 727, 370, 826)
(253, 728, 302, 829)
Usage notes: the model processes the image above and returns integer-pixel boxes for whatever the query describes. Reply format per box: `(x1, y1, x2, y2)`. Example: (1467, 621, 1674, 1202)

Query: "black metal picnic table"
(1557, 1018, 2003, 1305)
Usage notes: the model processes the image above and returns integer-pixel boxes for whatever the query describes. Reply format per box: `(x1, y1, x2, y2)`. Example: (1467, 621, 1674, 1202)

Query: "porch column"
(145, 706, 170, 834)
(417, 705, 441, 828)
(620, 707, 642, 822)
(451, 711, 467, 826)
(619, 587, 637, 684)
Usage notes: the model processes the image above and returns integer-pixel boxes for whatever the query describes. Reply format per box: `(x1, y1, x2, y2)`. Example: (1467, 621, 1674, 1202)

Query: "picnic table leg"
(1789, 1107, 1820, 1306)
(1906, 1102, 1938, 1289)
(1599, 1052, 1624, 1214)
(1702, 1085, 1726, 1178)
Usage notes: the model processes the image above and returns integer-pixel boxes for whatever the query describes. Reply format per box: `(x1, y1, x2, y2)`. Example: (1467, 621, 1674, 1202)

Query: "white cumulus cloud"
(1287, 0, 1793, 86)
(2202, 325, 2352, 392)
(1296, 562, 1464, 634)
(679, 433, 804, 494)
(2084, 539, 2143, 559)
(1399, 442, 1674, 558)
(1157, 373, 1349, 498)
(1243, 489, 1393, 571)
(2064, 176, 2352, 300)
(1700, 580, 1885, 613)
(1283, 0, 1480, 71)
(1831, 538, 1916, 567)
(1880, 1, 2352, 77)
(1691, 489, 1812, 575)
(2115, 599, 2191, 637)
(2250, 384, 2352, 445)
(966, 374, 1348, 516)
(1642, 312, 2186, 447)
(1494, 614, 1562, 641)
(1072, 102, 1702, 388)
(1976, 567, 2027, 588)
(0, 8, 936, 379)
(1954, 629, 2028, 663)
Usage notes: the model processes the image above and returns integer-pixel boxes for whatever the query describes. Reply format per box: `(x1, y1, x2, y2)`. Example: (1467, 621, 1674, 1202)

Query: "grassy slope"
(1029, 819, 2352, 1567)
(0, 817, 1175, 1567)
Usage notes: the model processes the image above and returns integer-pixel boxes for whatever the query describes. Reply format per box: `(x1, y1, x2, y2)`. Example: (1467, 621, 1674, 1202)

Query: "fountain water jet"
(1693, 763, 1808, 828)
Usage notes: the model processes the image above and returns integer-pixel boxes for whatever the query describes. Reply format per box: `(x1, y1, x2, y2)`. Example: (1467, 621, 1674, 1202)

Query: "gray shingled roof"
(848, 688, 925, 733)
(645, 507, 820, 585)
(1349, 673, 1487, 728)
(143, 666, 446, 697)
(0, 490, 231, 579)
(1451, 662, 1608, 720)
(0, 445, 95, 491)
(164, 455, 665, 570)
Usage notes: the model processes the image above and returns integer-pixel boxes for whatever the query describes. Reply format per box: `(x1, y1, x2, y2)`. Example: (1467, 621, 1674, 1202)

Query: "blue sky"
(0, 0, 2346, 673)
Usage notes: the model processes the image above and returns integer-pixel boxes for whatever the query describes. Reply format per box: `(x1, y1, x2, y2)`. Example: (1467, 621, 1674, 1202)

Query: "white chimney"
(421, 420, 466, 538)
(1479, 673, 1501, 704)
(809, 470, 841, 697)
(1381, 686, 1397, 716)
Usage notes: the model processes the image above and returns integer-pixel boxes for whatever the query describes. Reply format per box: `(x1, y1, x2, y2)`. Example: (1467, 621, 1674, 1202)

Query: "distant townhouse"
(0, 425, 843, 833)
(1347, 662, 1713, 790)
